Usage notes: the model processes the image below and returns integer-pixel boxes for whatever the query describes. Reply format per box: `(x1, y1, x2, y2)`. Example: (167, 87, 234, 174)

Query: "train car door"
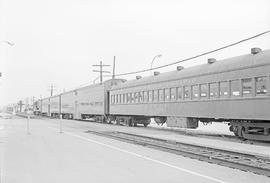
(105, 91, 110, 115)
(74, 100, 79, 119)
(48, 98, 51, 116)
(59, 95, 62, 118)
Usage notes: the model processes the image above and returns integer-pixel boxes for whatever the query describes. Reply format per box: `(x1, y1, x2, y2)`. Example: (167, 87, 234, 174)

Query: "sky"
(0, 0, 270, 107)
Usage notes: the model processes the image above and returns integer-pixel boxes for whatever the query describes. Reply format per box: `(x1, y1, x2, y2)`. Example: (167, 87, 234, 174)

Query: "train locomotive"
(34, 48, 270, 141)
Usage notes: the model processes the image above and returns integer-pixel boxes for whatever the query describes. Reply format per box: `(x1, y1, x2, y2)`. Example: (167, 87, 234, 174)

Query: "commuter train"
(34, 48, 270, 141)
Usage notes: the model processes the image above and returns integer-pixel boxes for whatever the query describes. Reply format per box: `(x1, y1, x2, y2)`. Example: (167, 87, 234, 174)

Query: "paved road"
(0, 116, 269, 183)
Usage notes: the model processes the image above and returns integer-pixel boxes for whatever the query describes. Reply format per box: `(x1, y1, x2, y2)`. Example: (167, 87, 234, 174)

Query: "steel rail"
(86, 130, 270, 177)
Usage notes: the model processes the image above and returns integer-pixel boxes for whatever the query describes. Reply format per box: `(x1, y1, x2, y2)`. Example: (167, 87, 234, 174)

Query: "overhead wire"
(50, 30, 270, 98)
(115, 30, 270, 77)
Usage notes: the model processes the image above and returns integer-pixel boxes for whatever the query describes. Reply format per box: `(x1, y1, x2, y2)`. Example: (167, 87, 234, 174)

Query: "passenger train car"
(50, 95, 60, 118)
(39, 79, 125, 121)
(61, 91, 75, 119)
(41, 97, 50, 116)
(34, 48, 270, 141)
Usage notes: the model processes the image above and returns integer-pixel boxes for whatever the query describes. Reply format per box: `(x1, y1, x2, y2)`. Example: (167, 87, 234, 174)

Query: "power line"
(115, 30, 270, 77)
(50, 30, 270, 96)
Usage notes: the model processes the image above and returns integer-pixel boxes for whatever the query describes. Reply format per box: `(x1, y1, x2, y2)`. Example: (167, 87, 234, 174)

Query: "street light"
(150, 54, 162, 75)
(0, 41, 14, 46)
(0, 40, 14, 78)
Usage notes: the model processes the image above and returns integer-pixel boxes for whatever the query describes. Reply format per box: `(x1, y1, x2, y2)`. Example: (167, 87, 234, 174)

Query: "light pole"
(150, 54, 162, 75)
(0, 41, 14, 46)
(0, 40, 14, 78)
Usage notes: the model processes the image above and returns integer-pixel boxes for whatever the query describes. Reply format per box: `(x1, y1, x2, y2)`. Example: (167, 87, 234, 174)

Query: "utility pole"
(92, 61, 110, 84)
(32, 96, 35, 104)
(31, 96, 35, 111)
(48, 84, 56, 96)
(18, 100, 24, 112)
(112, 56, 116, 79)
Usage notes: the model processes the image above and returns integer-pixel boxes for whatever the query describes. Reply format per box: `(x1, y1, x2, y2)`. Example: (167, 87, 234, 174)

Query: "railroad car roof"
(43, 79, 125, 100)
(111, 49, 270, 90)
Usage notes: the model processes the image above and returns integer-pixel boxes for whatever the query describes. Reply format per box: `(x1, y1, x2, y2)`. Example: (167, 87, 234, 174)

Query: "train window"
(159, 89, 164, 101)
(128, 93, 130, 103)
(122, 94, 125, 103)
(117, 94, 120, 103)
(126, 94, 128, 103)
(200, 84, 208, 99)
(149, 90, 153, 102)
(165, 88, 170, 101)
(114, 95, 116, 104)
(210, 83, 218, 98)
(171, 88, 176, 100)
(134, 92, 138, 103)
(220, 81, 228, 98)
(177, 87, 182, 100)
(118, 94, 121, 103)
(255, 76, 267, 95)
(242, 78, 252, 96)
(192, 85, 199, 99)
(111, 95, 114, 104)
(136, 93, 140, 103)
(127, 93, 131, 103)
(143, 91, 148, 102)
(154, 90, 158, 101)
(131, 93, 135, 103)
(138, 92, 143, 103)
(126, 93, 129, 103)
(184, 86, 191, 99)
(119, 94, 122, 103)
(125, 94, 128, 103)
(138, 92, 141, 102)
(115, 95, 118, 104)
(231, 80, 240, 97)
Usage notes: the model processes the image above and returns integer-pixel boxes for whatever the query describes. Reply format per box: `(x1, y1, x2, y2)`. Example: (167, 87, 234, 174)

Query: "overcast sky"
(0, 0, 270, 106)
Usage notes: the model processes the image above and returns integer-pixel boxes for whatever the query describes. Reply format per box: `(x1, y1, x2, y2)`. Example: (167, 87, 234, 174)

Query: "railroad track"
(40, 116, 268, 146)
(86, 130, 270, 177)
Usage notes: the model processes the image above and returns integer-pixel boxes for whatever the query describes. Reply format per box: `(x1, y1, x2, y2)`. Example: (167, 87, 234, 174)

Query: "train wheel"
(232, 126, 238, 136)
(106, 117, 111, 124)
(127, 119, 132, 127)
(237, 126, 245, 138)
(240, 127, 246, 138)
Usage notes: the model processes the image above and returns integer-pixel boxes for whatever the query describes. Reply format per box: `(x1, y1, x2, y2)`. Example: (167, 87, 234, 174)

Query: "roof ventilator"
(154, 71, 160, 76)
(136, 76, 142, 80)
(207, 58, 216, 64)
(177, 66, 184, 71)
(251, 47, 262, 54)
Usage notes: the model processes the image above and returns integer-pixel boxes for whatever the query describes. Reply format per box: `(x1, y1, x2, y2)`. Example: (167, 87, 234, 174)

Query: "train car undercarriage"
(229, 120, 270, 141)
(107, 115, 151, 127)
